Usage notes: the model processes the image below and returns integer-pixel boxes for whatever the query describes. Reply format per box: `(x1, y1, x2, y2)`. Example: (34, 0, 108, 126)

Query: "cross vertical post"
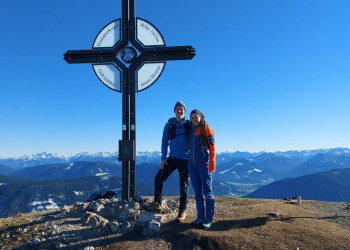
(120, 0, 136, 201)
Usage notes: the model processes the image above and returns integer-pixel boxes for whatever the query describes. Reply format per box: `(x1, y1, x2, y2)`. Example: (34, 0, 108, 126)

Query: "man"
(143, 101, 190, 223)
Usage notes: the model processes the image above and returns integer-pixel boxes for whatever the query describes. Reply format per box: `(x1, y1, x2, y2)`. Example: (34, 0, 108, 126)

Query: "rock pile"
(67, 198, 179, 235)
(16, 198, 182, 249)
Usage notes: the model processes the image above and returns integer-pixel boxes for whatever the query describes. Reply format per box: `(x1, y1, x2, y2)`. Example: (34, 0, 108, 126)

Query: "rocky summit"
(0, 197, 183, 249)
(0, 196, 350, 249)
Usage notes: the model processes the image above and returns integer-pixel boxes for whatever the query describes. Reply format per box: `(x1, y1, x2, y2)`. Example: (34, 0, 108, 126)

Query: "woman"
(188, 109, 216, 229)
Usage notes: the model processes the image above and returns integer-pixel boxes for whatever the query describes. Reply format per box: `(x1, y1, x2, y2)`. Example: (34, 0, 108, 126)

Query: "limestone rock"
(148, 220, 161, 232)
(107, 220, 120, 233)
(85, 212, 109, 228)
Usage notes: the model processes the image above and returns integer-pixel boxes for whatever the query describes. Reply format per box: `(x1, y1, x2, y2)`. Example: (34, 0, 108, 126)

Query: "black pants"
(154, 157, 189, 211)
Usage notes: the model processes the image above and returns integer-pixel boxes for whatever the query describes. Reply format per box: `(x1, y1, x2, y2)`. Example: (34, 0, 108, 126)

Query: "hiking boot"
(142, 201, 162, 212)
(201, 220, 212, 230)
(176, 210, 186, 223)
(190, 218, 204, 228)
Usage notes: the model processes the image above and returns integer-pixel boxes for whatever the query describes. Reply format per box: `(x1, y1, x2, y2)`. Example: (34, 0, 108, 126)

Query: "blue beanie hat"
(174, 101, 186, 112)
(190, 109, 203, 119)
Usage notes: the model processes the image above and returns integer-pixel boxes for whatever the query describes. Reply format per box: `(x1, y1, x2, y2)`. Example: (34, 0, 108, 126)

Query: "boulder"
(85, 212, 109, 228)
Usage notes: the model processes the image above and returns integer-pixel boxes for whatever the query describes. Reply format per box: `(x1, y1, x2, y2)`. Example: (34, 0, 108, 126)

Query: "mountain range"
(1, 148, 350, 218)
(0, 151, 161, 169)
(244, 168, 350, 202)
(1, 147, 349, 169)
(0, 161, 245, 218)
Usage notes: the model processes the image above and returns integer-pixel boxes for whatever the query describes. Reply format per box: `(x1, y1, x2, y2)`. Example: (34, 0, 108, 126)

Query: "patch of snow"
(247, 168, 262, 174)
(73, 191, 84, 195)
(29, 197, 59, 212)
(66, 163, 74, 170)
(219, 163, 244, 174)
(219, 169, 230, 174)
(46, 198, 59, 210)
(95, 172, 108, 176)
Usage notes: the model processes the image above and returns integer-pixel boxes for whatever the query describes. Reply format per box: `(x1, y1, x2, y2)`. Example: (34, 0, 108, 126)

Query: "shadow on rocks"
(0, 210, 61, 235)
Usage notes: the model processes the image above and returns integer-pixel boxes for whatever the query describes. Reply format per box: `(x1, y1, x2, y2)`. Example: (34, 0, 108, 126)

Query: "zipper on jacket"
(192, 128, 196, 165)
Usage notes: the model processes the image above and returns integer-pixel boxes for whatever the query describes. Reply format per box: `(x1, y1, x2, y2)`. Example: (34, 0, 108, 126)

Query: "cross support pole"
(63, 0, 196, 201)
(121, 0, 136, 200)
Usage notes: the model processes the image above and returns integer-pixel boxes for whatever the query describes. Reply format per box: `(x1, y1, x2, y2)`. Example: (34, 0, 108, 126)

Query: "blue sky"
(1, 0, 350, 158)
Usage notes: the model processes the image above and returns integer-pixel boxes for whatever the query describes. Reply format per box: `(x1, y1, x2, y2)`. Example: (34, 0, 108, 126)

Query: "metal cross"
(63, 0, 196, 200)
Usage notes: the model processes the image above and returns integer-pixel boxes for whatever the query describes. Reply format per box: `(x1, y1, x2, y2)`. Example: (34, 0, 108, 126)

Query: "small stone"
(165, 199, 179, 209)
(26, 239, 41, 246)
(61, 205, 73, 213)
(148, 220, 161, 232)
(133, 202, 140, 210)
(74, 202, 88, 211)
(84, 246, 95, 250)
(56, 242, 65, 248)
(91, 202, 105, 213)
(108, 221, 120, 233)
(268, 212, 280, 217)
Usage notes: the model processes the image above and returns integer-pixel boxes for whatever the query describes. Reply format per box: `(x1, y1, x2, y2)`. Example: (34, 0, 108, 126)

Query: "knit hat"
(190, 109, 203, 119)
(174, 101, 186, 112)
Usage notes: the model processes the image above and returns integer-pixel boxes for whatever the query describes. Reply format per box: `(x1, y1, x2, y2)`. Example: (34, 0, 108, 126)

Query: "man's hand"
(160, 160, 168, 170)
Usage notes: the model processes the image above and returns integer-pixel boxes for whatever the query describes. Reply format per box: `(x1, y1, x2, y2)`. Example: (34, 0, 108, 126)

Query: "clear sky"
(1, 0, 350, 158)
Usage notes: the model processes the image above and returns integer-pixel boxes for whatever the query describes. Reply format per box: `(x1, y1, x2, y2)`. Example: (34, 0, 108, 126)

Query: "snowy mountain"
(287, 153, 350, 177)
(9, 162, 122, 180)
(0, 151, 161, 169)
(215, 158, 275, 186)
(274, 147, 350, 158)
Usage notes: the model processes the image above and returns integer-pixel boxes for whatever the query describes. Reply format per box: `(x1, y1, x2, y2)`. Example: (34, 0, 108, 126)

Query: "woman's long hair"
(197, 110, 209, 148)
(197, 110, 206, 127)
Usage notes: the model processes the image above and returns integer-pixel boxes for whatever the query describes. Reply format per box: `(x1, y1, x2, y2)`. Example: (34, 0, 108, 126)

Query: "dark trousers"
(154, 157, 189, 211)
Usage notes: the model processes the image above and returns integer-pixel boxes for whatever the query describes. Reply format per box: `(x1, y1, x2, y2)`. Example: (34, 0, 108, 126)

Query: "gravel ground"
(0, 196, 349, 249)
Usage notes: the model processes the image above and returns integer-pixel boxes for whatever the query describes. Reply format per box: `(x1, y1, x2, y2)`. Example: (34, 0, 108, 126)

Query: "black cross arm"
(140, 46, 196, 61)
(63, 49, 117, 64)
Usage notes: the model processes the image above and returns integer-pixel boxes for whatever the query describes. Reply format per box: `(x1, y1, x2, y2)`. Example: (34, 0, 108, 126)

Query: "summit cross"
(64, 0, 196, 200)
